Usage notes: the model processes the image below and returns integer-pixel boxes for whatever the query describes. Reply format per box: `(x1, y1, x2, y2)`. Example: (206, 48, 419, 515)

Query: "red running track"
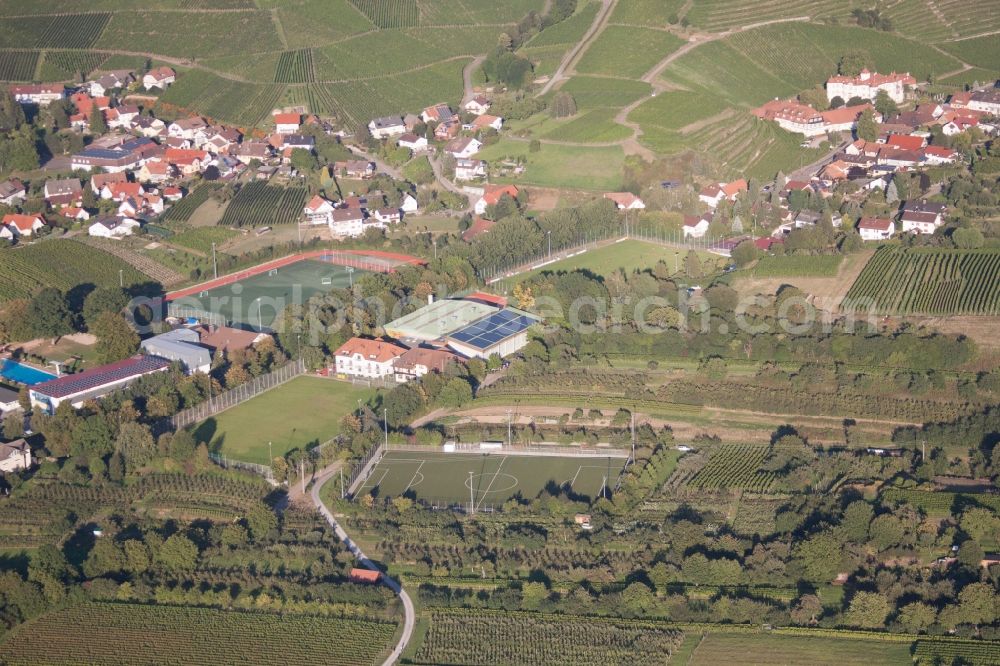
(164, 249, 427, 302)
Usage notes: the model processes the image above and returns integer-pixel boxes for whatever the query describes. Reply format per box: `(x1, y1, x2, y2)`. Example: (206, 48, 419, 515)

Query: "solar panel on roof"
(448, 310, 536, 350)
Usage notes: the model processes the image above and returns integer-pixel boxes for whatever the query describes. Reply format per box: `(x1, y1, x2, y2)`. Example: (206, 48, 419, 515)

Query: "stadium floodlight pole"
(546, 230, 551, 259)
(506, 408, 512, 447)
(118, 269, 123, 287)
(212, 242, 218, 279)
(255, 298, 263, 331)
(469, 471, 475, 514)
(340, 468, 345, 499)
(383, 408, 388, 449)
(347, 266, 354, 289)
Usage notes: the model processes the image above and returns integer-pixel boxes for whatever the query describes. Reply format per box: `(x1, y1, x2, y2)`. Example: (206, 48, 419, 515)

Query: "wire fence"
(165, 305, 227, 327)
(172, 359, 306, 429)
(208, 452, 275, 483)
(390, 442, 631, 458)
(346, 443, 386, 498)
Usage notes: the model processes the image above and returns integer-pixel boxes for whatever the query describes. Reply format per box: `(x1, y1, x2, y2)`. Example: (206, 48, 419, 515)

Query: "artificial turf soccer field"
(358, 451, 628, 507)
(172, 259, 368, 329)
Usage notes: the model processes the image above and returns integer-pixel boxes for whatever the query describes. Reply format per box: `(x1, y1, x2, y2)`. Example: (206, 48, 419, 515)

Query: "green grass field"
(513, 239, 721, 282)
(688, 633, 912, 665)
(194, 376, 376, 464)
(170, 259, 368, 329)
(359, 450, 626, 506)
(475, 140, 625, 191)
(750, 254, 844, 277)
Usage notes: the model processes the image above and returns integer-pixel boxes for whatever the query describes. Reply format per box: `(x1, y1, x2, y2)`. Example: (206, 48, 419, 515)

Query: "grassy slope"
(688, 633, 912, 666)
(193, 376, 376, 464)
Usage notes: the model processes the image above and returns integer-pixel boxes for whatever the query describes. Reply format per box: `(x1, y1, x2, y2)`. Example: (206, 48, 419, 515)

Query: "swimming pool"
(0, 359, 57, 385)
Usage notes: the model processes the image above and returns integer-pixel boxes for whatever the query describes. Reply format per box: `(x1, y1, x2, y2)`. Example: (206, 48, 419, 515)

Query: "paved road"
(310, 471, 415, 666)
(461, 55, 486, 105)
(535, 0, 616, 97)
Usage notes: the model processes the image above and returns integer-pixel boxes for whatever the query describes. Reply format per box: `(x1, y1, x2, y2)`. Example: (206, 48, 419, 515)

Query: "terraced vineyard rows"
(275, 48, 315, 83)
(37, 50, 109, 81)
(1, 602, 397, 666)
(0, 50, 39, 81)
(413, 609, 684, 665)
(881, 488, 1000, 517)
(913, 638, 1000, 666)
(688, 445, 775, 492)
(73, 236, 185, 287)
(352, 0, 418, 27)
(158, 69, 285, 127)
(0, 13, 110, 49)
(219, 181, 307, 228)
(161, 183, 221, 223)
(844, 247, 1000, 315)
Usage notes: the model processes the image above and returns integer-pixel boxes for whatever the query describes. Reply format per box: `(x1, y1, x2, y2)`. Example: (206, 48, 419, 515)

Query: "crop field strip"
(526, 1, 600, 47)
(1, 602, 397, 666)
(158, 69, 285, 127)
(351, 0, 418, 28)
(686, 444, 776, 492)
(275, 48, 315, 83)
(881, 488, 1000, 517)
(161, 182, 222, 223)
(412, 609, 684, 665)
(0, 13, 110, 50)
(0, 50, 39, 81)
(36, 50, 110, 81)
(913, 637, 1000, 666)
(844, 247, 1000, 315)
(218, 181, 307, 228)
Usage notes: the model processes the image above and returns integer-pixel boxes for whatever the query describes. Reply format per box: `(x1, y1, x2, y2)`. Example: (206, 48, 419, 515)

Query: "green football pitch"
(358, 451, 627, 508)
(172, 259, 368, 329)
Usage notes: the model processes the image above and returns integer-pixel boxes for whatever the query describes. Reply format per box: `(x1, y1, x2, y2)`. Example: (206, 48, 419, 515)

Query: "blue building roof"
(447, 309, 537, 351)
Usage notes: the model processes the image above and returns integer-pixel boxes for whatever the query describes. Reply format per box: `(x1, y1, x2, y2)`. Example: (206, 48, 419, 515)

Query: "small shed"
(349, 568, 381, 584)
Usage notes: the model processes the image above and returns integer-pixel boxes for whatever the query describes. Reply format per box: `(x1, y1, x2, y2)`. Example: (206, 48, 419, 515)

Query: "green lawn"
(477, 139, 625, 191)
(689, 633, 912, 666)
(193, 376, 376, 464)
(515, 239, 723, 282)
(358, 450, 626, 506)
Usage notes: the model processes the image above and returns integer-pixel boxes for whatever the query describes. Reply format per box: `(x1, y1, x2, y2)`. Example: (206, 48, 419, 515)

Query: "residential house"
(69, 92, 110, 117)
(89, 216, 140, 238)
(464, 95, 491, 116)
(162, 186, 183, 202)
(164, 148, 209, 176)
(604, 192, 646, 210)
(0, 386, 20, 415)
(474, 184, 518, 215)
(877, 146, 922, 168)
(329, 208, 366, 237)
(142, 66, 176, 90)
(137, 159, 175, 184)
(106, 104, 140, 130)
(968, 89, 1000, 115)
(683, 214, 711, 239)
(0, 225, 12, 241)
(368, 116, 406, 139)
(168, 117, 209, 141)
(273, 112, 301, 134)
(60, 207, 91, 222)
(434, 120, 460, 140)
(886, 134, 926, 151)
(90, 172, 127, 194)
(445, 137, 482, 159)
(900, 209, 943, 235)
(397, 133, 428, 152)
(133, 116, 167, 138)
(205, 127, 241, 154)
(88, 70, 134, 97)
(10, 83, 64, 105)
(421, 104, 454, 124)
(922, 145, 958, 165)
(44, 179, 82, 208)
(343, 194, 368, 210)
(393, 347, 459, 383)
(826, 69, 915, 104)
(102, 182, 144, 202)
(72, 136, 158, 172)
(472, 114, 503, 132)
(282, 134, 315, 151)
(333, 337, 406, 379)
(454, 158, 487, 181)
(0, 439, 32, 473)
(400, 193, 418, 214)
(303, 195, 336, 225)
(335, 160, 375, 179)
(858, 216, 894, 241)
(0, 178, 26, 206)
(461, 216, 495, 241)
(402, 113, 421, 131)
(3, 213, 46, 237)
(374, 207, 401, 224)
(236, 141, 272, 164)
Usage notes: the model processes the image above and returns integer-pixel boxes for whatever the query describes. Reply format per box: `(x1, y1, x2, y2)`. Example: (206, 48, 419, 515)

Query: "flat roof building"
(446, 308, 539, 360)
(140, 329, 211, 374)
(384, 298, 499, 342)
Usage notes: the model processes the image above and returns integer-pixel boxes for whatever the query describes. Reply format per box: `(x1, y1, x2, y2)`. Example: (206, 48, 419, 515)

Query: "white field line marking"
(570, 465, 584, 487)
(476, 455, 508, 511)
(361, 468, 389, 492)
(403, 460, 425, 493)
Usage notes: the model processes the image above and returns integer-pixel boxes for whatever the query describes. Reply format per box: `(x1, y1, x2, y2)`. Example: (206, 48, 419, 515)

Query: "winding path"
(310, 470, 415, 666)
(536, 0, 617, 97)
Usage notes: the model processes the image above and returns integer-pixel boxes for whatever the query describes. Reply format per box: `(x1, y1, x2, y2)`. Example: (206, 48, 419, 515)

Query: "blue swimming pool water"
(0, 359, 57, 385)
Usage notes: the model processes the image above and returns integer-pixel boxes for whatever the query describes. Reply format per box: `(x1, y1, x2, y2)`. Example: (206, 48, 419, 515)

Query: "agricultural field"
(168, 227, 239, 254)
(558, 76, 653, 110)
(686, 632, 912, 666)
(684, 0, 848, 32)
(157, 70, 284, 127)
(0, 241, 149, 303)
(514, 239, 673, 282)
(526, 1, 600, 47)
(913, 637, 1000, 666)
(541, 108, 633, 143)
(0, 602, 397, 666)
(37, 50, 110, 82)
(844, 247, 1000, 316)
(96, 10, 283, 58)
(218, 181, 307, 228)
(275, 48, 315, 83)
(575, 25, 684, 79)
(0, 13, 110, 50)
(610, 0, 687, 26)
(193, 375, 376, 464)
(881, 488, 1000, 518)
(941, 34, 1000, 72)
(476, 139, 625, 191)
(750, 254, 844, 277)
(687, 444, 776, 492)
(351, 0, 418, 28)
(161, 183, 222, 224)
(0, 50, 39, 81)
(411, 609, 684, 665)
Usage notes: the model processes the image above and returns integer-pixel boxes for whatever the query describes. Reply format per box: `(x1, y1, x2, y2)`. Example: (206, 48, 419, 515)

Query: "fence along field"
(844, 247, 1000, 315)
(412, 609, 684, 665)
(218, 181, 307, 228)
(0, 602, 397, 666)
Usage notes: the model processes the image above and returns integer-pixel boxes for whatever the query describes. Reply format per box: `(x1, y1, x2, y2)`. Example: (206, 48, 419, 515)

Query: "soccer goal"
(321, 277, 332, 285)
(268, 268, 278, 276)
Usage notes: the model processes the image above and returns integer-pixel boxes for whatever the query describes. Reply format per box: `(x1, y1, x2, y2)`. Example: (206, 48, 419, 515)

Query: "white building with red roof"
(826, 69, 916, 104)
(143, 66, 176, 90)
(303, 195, 336, 225)
(3, 213, 46, 237)
(858, 216, 894, 242)
(10, 83, 64, 106)
(604, 192, 645, 210)
(683, 213, 711, 239)
(273, 112, 301, 134)
(474, 184, 519, 215)
(334, 337, 407, 379)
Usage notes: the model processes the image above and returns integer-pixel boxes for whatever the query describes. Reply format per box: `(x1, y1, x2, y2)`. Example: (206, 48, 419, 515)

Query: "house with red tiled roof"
(10, 83, 64, 105)
(334, 337, 407, 379)
(886, 134, 925, 151)
(922, 145, 958, 165)
(2, 213, 46, 237)
(683, 213, 711, 239)
(826, 69, 916, 104)
(421, 103, 454, 124)
(471, 114, 503, 131)
(474, 184, 519, 215)
(604, 192, 645, 210)
(393, 347, 461, 383)
(858, 216, 894, 241)
(60, 207, 91, 222)
(303, 195, 336, 225)
(462, 216, 495, 241)
(464, 95, 491, 116)
(699, 179, 746, 208)
(754, 99, 877, 137)
(273, 112, 301, 134)
(137, 159, 175, 184)
(102, 182, 144, 202)
(164, 148, 210, 175)
(143, 66, 176, 90)
(445, 136, 482, 159)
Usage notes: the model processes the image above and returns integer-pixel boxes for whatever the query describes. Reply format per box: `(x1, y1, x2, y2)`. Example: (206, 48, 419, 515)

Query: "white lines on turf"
(476, 456, 507, 512)
(403, 460, 425, 493)
(569, 465, 584, 487)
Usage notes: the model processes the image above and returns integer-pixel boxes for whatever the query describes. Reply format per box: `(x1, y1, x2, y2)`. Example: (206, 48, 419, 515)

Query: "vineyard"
(0, 240, 149, 303)
(913, 638, 1000, 666)
(38, 50, 110, 82)
(0, 50, 39, 81)
(844, 247, 1000, 315)
(275, 48, 315, 83)
(157, 69, 284, 127)
(351, 0, 419, 28)
(0, 13, 110, 49)
(412, 609, 684, 665)
(751, 254, 844, 277)
(687, 445, 776, 492)
(881, 488, 1000, 517)
(1, 602, 397, 666)
(218, 181, 307, 228)
(73, 236, 185, 287)
(161, 183, 221, 223)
